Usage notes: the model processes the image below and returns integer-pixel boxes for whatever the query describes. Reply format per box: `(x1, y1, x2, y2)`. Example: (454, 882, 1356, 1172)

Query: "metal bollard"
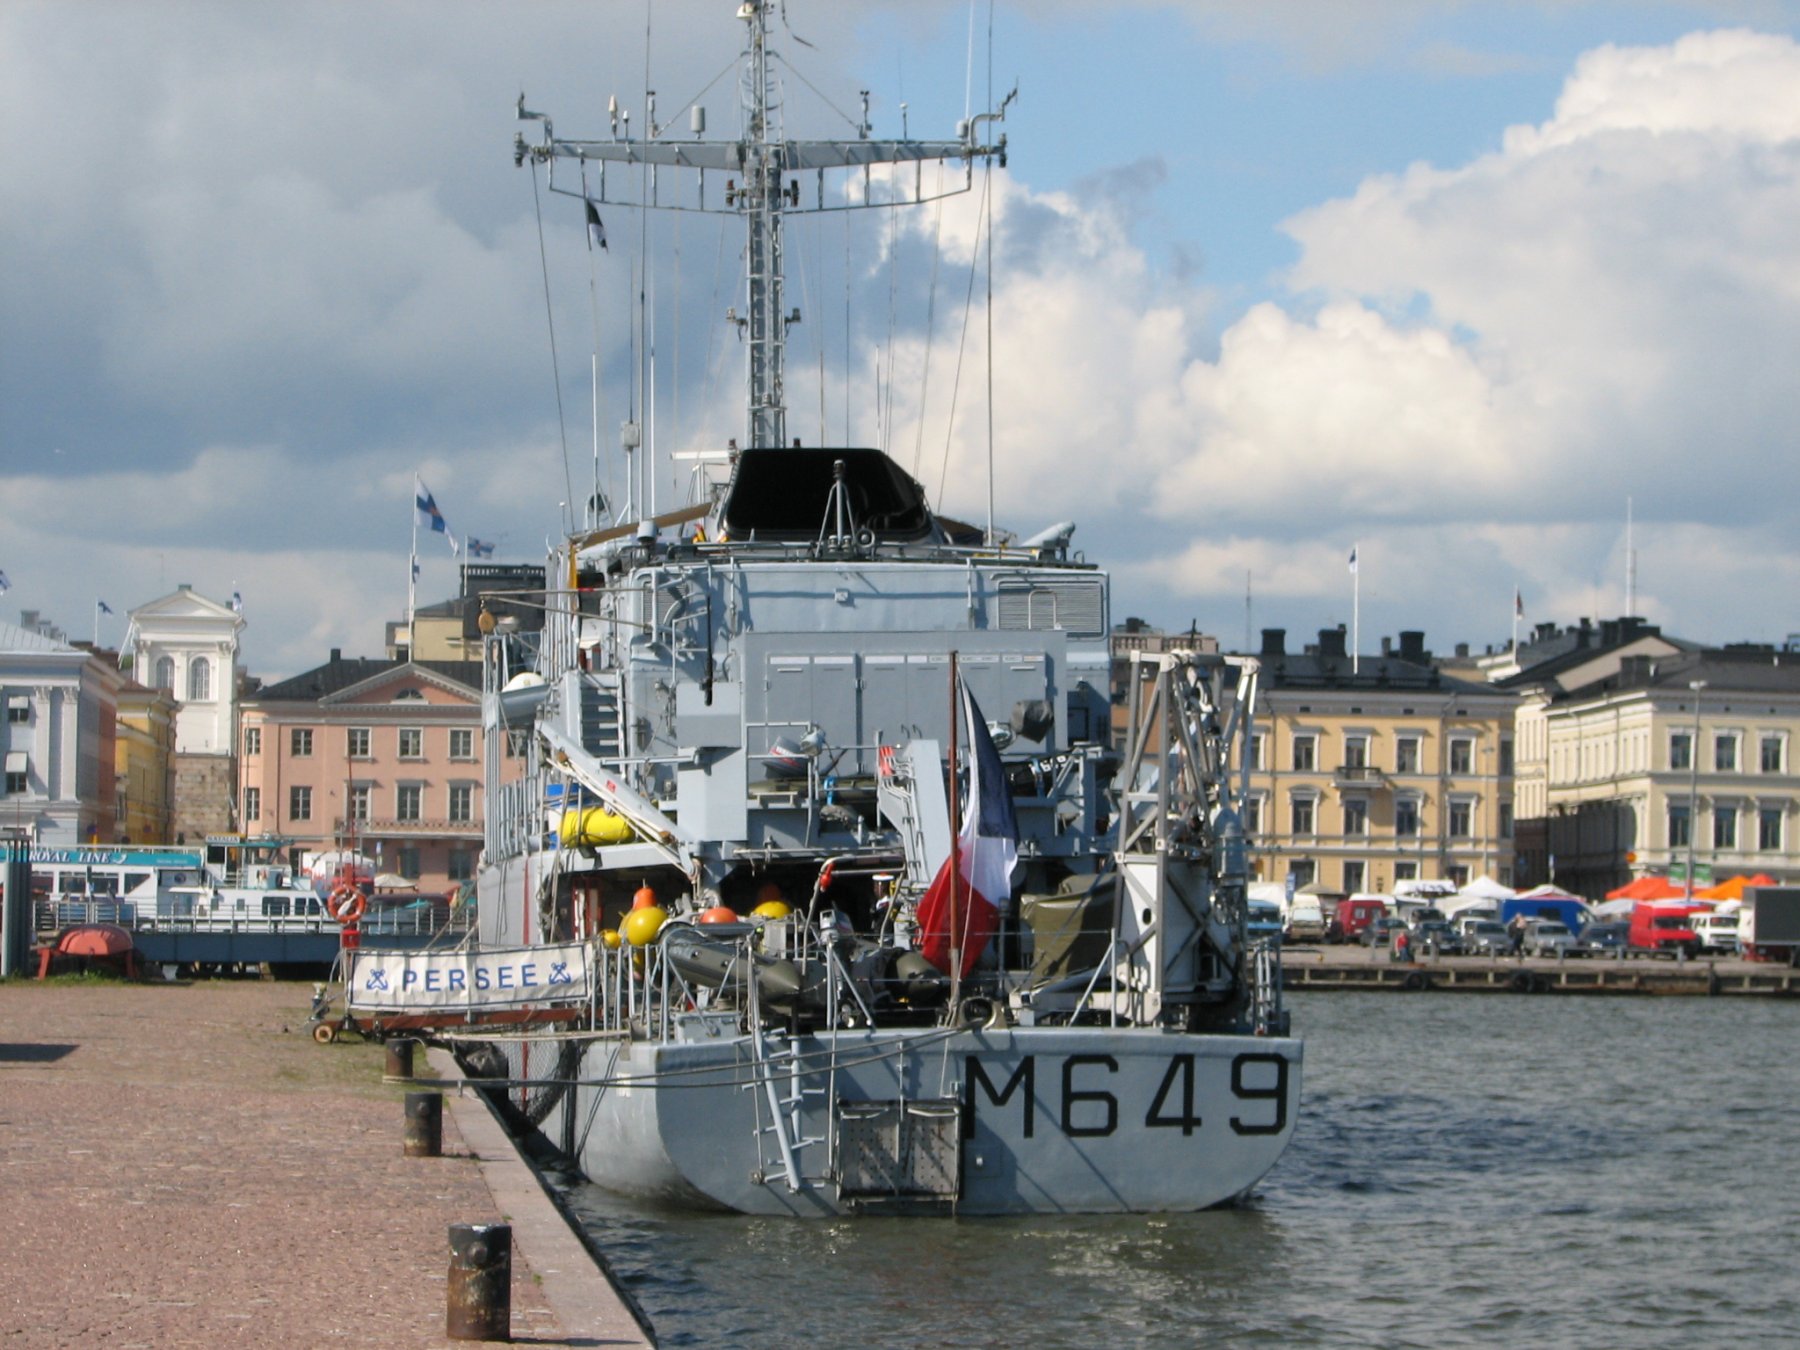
(385, 1037, 416, 1080)
(403, 1090, 443, 1158)
(447, 1222, 512, 1342)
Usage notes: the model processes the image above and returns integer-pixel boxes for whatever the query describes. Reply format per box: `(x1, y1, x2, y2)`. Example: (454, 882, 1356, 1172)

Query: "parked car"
(1362, 916, 1408, 947)
(1462, 920, 1510, 956)
(1408, 919, 1461, 955)
(1523, 919, 1579, 958)
(1580, 921, 1629, 956)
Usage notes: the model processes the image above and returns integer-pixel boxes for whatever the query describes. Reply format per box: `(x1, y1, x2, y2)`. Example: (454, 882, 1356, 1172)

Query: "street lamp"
(1685, 680, 1706, 900)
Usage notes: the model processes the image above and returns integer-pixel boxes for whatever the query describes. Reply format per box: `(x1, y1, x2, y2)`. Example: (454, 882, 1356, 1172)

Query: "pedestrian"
(1509, 914, 1526, 956)
(1394, 928, 1411, 964)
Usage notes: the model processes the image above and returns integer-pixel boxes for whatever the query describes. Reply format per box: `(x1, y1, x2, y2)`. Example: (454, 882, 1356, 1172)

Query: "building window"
(1394, 860, 1419, 883)
(1343, 799, 1368, 836)
(1713, 806, 1737, 850)
(6, 697, 28, 725)
(1343, 860, 1366, 894)
(1448, 800, 1473, 838)
(243, 787, 260, 823)
(398, 728, 424, 760)
(347, 727, 371, 758)
(1499, 738, 1514, 776)
(1292, 735, 1316, 772)
(397, 784, 423, 822)
(1760, 806, 1784, 852)
(1343, 735, 1368, 770)
(1446, 864, 1469, 888)
(1667, 803, 1691, 850)
(1714, 734, 1738, 773)
(397, 846, 421, 880)
(1499, 803, 1513, 837)
(1448, 738, 1474, 775)
(243, 726, 261, 756)
(1670, 732, 1692, 771)
(187, 657, 211, 702)
(1291, 797, 1316, 836)
(449, 728, 475, 760)
(5, 767, 28, 795)
(1243, 797, 1262, 837)
(1395, 736, 1420, 775)
(152, 655, 175, 691)
(1396, 798, 1420, 837)
(449, 784, 474, 823)
(289, 785, 312, 822)
(448, 849, 475, 882)
(1761, 735, 1784, 774)
(348, 785, 371, 823)
(291, 728, 313, 757)
(1288, 860, 1316, 890)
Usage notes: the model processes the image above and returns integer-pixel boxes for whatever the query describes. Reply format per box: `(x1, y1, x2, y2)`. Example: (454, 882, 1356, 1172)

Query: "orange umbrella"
(1605, 874, 1685, 901)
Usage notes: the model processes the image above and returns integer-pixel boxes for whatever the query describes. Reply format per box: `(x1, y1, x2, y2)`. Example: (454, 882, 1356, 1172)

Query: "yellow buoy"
(559, 807, 635, 848)
(599, 928, 623, 950)
(752, 899, 792, 921)
(621, 905, 668, 947)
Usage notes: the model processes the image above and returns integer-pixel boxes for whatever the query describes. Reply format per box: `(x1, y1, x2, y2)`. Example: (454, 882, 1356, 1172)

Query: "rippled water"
(561, 992, 1800, 1347)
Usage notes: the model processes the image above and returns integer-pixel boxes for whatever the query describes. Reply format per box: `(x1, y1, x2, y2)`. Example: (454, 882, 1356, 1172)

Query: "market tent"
(1606, 874, 1684, 901)
(1591, 898, 1636, 919)
(1440, 893, 1500, 920)
(1517, 883, 1586, 903)
(1457, 875, 1517, 901)
(1697, 872, 1778, 901)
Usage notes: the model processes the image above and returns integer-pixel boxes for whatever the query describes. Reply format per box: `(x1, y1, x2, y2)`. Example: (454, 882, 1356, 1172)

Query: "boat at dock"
(431, 0, 1299, 1216)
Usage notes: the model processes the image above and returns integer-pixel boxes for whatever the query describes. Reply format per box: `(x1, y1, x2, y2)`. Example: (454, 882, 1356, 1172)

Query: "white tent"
(1440, 893, 1500, 920)
(1457, 875, 1517, 900)
(1591, 898, 1635, 919)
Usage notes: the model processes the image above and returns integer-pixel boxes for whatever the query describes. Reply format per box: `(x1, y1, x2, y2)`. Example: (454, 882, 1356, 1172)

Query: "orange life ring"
(326, 884, 367, 924)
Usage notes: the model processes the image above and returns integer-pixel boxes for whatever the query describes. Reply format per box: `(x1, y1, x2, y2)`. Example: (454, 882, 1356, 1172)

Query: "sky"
(4, 0, 1799, 678)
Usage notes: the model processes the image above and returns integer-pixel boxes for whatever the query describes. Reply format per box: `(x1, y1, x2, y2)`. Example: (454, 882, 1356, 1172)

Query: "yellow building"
(114, 680, 179, 844)
(1245, 628, 1517, 895)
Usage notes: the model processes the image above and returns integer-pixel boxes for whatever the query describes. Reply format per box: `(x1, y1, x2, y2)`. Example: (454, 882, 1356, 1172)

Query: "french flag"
(916, 682, 1018, 980)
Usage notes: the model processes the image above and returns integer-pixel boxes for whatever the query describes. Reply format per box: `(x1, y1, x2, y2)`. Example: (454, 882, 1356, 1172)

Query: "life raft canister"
(326, 883, 367, 924)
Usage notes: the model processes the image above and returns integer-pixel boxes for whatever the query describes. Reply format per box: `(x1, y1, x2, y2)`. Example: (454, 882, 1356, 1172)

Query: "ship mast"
(515, 0, 1011, 454)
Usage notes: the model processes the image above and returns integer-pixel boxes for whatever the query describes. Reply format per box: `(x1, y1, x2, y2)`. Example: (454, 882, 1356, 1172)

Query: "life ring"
(325, 884, 367, 924)
(1402, 971, 1429, 992)
(1508, 970, 1535, 994)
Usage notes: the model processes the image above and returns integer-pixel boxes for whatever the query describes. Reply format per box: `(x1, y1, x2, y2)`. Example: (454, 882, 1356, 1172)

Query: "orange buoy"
(632, 883, 657, 911)
(698, 905, 740, 924)
(756, 881, 785, 907)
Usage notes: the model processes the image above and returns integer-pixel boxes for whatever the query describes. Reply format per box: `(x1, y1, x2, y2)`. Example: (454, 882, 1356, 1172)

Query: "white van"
(1285, 897, 1327, 943)
(1691, 912, 1739, 954)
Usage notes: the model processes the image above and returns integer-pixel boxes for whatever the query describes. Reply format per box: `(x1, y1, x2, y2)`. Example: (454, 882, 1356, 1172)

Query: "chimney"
(1318, 626, 1347, 659)
(329, 647, 342, 663)
(1381, 636, 1393, 657)
(1398, 630, 1427, 664)
(1455, 642, 1470, 658)
(1260, 628, 1286, 657)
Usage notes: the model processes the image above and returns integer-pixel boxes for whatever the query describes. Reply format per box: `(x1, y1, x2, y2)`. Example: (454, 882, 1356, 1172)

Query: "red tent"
(1697, 872, 1778, 901)
(1605, 874, 1685, 901)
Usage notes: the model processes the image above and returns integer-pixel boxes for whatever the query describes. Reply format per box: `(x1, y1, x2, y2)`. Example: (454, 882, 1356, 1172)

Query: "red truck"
(1628, 900, 1709, 957)
(1327, 895, 1389, 945)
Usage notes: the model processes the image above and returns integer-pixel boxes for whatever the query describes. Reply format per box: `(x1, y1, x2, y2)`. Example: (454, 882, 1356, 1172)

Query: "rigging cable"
(935, 164, 991, 511)
(529, 158, 578, 535)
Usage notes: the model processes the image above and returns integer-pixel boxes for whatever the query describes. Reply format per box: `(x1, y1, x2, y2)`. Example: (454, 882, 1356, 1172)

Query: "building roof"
(251, 653, 482, 702)
(0, 618, 78, 654)
(1562, 646, 1800, 702)
(1496, 617, 1700, 690)
(1254, 626, 1500, 699)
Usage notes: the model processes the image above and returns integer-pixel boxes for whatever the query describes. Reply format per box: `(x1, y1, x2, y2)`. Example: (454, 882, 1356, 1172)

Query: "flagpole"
(408, 476, 419, 659)
(946, 651, 962, 1012)
(93, 600, 100, 649)
(1351, 543, 1360, 676)
(1512, 588, 1521, 655)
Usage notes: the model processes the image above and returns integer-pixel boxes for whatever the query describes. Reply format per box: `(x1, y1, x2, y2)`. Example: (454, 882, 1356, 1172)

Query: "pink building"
(239, 651, 516, 891)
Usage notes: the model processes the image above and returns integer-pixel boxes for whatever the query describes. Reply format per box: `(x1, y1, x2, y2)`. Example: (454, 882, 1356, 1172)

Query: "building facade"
(115, 680, 179, 844)
(1244, 628, 1517, 895)
(1529, 646, 1800, 896)
(239, 653, 505, 891)
(126, 585, 246, 842)
(2, 615, 122, 845)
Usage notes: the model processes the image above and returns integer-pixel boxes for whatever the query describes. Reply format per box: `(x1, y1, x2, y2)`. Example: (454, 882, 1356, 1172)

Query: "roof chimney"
(1318, 626, 1347, 659)
(1260, 628, 1286, 657)
(329, 647, 342, 663)
(1398, 631, 1427, 664)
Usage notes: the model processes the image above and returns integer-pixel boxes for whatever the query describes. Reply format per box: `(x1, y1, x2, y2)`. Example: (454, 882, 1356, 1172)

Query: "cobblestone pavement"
(0, 979, 568, 1347)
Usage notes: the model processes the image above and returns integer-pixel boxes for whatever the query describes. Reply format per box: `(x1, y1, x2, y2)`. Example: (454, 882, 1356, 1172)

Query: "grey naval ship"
(463, 0, 1300, 1216)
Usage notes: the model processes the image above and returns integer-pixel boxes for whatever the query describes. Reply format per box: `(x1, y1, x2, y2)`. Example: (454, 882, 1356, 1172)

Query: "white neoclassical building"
(127, 586, 245, 841)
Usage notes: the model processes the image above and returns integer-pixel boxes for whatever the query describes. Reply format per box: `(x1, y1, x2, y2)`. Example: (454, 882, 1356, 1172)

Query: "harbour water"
(561, 991, 1800, 1347)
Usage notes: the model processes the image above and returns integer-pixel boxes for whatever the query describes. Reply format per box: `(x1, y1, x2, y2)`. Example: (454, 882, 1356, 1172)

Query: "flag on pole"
(410, 554, 421, 582)
(1347, 545, 1358, 574)
(1515, 587, 1524, 618)
(585, 199, 607, 251)
(916, 682, 1019, 980)
(415, 476, 459, 555)
(0, 569, 10, 594)
(230, 590, 244, 614)
(466, 537, 496, 559)
(97, 599, 113, 615)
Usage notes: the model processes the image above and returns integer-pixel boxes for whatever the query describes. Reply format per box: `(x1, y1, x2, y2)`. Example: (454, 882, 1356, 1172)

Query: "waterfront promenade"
(0, 979, 649, 1347)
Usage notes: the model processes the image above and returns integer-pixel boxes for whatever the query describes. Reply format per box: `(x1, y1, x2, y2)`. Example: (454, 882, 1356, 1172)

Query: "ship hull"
(539, 1024, 1302, 1217)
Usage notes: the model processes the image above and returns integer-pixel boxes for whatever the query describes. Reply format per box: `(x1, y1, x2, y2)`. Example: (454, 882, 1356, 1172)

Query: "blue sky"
(3, 0, 1798, 675)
